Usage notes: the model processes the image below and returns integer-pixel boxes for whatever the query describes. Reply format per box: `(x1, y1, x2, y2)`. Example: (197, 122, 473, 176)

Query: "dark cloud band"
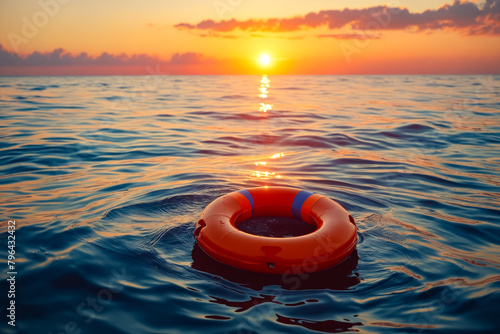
(0, 45, 209, 66)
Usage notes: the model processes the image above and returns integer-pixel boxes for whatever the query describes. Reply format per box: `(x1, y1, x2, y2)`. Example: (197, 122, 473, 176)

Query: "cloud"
(0, 44, 161, 66)
(174, 22, 196, 30)
(169, 52, 214, 65)
(174, 0, 500, 35)
(0, 44, 212, 67)
(194, 31, 300, 39)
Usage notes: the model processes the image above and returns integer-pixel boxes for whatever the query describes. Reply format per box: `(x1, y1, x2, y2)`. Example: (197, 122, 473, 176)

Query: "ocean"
(0, 74, 499, 333)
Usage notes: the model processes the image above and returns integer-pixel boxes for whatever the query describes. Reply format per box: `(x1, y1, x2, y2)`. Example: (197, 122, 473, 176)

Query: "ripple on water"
(0, 75, 499, 333)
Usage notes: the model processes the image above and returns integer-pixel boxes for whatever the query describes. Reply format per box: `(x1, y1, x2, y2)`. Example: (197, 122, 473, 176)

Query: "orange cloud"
(174, 0, 500, 36)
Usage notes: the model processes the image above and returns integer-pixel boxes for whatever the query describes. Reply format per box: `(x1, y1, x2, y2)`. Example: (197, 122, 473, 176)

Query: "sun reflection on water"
(259, 74, 273, 111)
(234, 75, 282, 180)
(259, 75, 270, 98)
(251, 152, 285, 179)
(259, 103, 272, 112)
(270, 152, 284, 159)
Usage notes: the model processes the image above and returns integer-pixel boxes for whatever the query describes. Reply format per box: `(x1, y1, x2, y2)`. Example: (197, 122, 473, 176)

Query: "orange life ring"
(194, 187, 357, 274)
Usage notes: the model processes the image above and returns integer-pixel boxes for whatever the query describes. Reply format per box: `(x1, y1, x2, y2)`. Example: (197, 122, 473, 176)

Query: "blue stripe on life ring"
(292, 190, 314, 220)
(238, 189, 254, 215)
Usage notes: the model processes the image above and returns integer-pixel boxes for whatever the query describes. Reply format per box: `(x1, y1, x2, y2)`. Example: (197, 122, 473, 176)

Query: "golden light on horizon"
(259, 54, 271, 66)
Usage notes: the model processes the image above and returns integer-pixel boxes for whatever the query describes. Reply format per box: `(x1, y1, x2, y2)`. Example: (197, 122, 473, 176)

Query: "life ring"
(194, 187, 357, 274)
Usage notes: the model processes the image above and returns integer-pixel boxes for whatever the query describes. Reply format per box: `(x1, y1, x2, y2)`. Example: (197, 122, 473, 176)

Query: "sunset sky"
(0, 0, 499, 75)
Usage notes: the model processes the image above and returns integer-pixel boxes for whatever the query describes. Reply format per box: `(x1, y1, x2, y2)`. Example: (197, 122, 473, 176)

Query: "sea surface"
(0, 75, 499, 334)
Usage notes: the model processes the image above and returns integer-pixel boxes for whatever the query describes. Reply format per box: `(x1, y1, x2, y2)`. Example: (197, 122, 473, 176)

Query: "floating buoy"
(194, 187, 357, 274)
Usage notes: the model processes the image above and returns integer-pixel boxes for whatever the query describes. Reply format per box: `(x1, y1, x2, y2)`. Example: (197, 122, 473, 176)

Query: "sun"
(259, 54, 271, 66)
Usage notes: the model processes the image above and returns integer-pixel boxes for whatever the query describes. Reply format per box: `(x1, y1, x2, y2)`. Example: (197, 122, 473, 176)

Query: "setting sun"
(0, 0, 499, 75)
(259, 54, 271, 66)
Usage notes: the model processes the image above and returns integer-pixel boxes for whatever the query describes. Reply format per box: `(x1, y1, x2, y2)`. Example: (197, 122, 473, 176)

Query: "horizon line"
(1, 73, 499, 77)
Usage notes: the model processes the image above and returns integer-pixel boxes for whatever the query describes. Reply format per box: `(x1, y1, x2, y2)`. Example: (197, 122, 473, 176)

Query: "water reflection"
(191, 244, 360, 291)
(258, 74, 273, 112)
(259, 74, 270, 98)
(270, 152, 284, 159)
(259, 102, 272, 112)
(251, 152, 284, 179)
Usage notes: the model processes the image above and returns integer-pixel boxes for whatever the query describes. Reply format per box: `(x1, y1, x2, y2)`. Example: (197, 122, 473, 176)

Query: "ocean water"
(0, 74, 499, 334)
